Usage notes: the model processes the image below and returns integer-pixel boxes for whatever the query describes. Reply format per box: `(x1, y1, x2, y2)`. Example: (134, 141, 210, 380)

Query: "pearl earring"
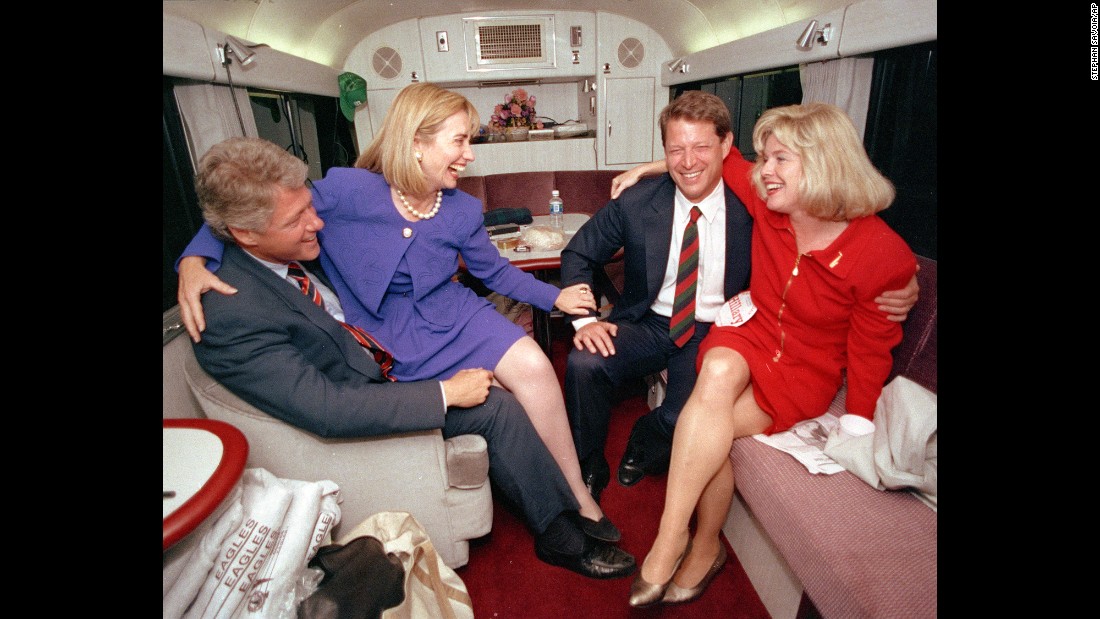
(415, 151, 423, 162)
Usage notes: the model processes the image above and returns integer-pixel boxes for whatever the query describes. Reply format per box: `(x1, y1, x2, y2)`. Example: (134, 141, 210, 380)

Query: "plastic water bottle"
(549, 189, 564, 232)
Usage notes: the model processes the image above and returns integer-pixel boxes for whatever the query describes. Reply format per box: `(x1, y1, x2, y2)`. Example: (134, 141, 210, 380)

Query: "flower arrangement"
(487, 88, 544, 132)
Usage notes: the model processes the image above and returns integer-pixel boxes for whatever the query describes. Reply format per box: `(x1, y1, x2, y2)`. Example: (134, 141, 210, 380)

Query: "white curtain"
(799, 57, 875, 139)
(172, 80, 258, 169)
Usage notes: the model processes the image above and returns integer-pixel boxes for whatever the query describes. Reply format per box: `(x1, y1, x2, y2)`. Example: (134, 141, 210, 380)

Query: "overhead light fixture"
(218, 34, 268, 136)
(223, 35, 259, 67)
(796, 20, 832, 51)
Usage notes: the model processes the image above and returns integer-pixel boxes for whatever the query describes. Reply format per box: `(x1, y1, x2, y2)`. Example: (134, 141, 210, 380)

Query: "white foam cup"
(838, 414, 875, 440)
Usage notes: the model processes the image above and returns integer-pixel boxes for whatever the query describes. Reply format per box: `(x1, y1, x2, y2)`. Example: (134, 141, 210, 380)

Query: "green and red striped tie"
(669, 206, 703, 348)
(287, 261, 396, 381)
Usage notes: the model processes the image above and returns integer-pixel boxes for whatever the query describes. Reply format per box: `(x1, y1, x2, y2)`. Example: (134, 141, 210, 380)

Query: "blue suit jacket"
(192, 244, 447, 438)
(560, 173, 753, 324)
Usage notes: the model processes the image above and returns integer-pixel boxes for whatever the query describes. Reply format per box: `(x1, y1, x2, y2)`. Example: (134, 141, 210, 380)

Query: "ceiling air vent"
(617, 37, 645, 69)
(463, 15, 557, 72)
(372, 47, 402, 80)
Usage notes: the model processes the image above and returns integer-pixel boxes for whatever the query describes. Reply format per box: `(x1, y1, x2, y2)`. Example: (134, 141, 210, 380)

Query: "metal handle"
(163, 321, 186, 345)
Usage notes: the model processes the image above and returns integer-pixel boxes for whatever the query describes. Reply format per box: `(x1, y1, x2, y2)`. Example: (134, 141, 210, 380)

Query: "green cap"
(338, 72, 367, 122)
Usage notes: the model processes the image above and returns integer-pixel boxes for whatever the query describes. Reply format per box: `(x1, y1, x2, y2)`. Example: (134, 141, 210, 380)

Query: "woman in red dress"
(628, 102, 917, 607)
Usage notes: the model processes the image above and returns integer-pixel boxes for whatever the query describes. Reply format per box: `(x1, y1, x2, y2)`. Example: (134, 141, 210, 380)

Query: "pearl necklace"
(396, 189, 443, 220)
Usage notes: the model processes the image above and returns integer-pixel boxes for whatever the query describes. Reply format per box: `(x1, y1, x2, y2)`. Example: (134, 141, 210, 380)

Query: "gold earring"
(415, 151, 423, 162)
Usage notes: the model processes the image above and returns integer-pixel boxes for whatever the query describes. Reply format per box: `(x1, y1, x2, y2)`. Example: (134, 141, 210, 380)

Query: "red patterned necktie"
(287, 261, 396, 381)
(669, 206, 703, 348)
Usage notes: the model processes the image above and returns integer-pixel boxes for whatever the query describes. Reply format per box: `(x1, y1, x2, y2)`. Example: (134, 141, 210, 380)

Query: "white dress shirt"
(650, 181, 727, 323)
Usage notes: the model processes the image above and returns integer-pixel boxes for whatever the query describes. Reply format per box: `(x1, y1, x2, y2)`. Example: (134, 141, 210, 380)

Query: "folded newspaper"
(753, 411, 846, 475)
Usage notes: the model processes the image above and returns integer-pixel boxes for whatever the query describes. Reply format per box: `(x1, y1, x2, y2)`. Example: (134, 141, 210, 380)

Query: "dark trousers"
(443, 386, 578, 535)
(564, 311, 711, 464)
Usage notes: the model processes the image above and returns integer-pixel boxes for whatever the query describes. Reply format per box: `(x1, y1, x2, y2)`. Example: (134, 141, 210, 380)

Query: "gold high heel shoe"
(628, 540, 691, 608)
(661, 543, 728, 604)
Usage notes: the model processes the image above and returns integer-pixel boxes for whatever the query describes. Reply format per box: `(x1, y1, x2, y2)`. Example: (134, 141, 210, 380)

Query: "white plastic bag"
(164, 468, 341, 619)
(521, 225, 565, 251)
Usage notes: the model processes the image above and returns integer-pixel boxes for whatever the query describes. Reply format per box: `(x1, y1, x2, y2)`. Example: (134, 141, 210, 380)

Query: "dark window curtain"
(313, 95, 357, 171)
(864, 41, 937, 260)
(163, 76, 204, 313)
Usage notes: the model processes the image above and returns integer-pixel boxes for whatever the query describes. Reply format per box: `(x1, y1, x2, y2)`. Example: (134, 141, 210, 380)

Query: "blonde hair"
(355, 82, 480, 195)
(195, 137, 309, 241)
(750, 102, 894, 221)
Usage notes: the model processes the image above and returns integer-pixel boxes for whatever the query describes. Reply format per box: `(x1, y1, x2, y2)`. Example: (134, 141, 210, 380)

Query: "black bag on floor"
(298, 536, 405, 619)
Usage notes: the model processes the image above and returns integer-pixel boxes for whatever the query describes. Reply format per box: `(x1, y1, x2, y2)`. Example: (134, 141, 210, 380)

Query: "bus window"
(674, 66, 802, 161)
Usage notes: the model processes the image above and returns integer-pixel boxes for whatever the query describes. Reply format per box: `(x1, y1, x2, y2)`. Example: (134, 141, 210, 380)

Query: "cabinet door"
(603, 76, 653, 166)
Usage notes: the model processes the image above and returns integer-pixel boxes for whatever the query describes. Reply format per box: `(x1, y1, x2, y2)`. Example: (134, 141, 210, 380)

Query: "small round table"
(163, 418, 249, 551)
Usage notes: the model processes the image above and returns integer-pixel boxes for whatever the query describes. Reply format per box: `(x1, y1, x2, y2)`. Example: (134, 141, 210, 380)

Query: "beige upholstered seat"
(162, 310, 493, 573)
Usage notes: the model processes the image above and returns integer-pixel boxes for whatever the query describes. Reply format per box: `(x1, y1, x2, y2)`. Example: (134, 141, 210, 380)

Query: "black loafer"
(618, 419, 672, 486)
(535, 539, 637, 580)
(618, 425, 647, 486)
(617, 461, 646, 486)
(579, 515, 621, 543)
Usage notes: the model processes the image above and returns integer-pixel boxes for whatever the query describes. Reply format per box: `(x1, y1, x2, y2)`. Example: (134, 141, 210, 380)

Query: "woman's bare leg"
(674, 386, 768, 586)
(640, 348, 770, 585)
(494, 337, 604, 521)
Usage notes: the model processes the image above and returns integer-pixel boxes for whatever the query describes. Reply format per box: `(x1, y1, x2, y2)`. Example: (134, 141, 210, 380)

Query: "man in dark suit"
(559, 92, 753, 498)
(184, 136, 635, 579)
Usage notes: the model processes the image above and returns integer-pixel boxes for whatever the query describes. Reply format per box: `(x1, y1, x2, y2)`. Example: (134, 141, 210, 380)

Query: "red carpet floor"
(456, 325, 771, 618)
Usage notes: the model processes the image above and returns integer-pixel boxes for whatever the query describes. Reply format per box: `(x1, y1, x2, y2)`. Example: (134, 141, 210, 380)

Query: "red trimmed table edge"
(163, 418, 249, 551)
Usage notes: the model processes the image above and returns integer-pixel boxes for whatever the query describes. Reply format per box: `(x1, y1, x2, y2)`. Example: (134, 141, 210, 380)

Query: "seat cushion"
(729, 387, 937, 619)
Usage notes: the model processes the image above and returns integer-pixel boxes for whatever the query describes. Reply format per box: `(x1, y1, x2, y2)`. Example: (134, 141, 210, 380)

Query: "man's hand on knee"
(573, 321, 618, 357)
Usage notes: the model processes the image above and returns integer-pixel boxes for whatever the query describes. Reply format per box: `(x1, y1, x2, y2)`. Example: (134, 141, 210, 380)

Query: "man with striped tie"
(560, 91, 753, 497)
(177, 137, 637, 579)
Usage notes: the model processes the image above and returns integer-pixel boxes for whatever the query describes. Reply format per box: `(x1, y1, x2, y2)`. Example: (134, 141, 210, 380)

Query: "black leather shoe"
(618, 418, 672, 487)
(581, 454, 610, 504)
(617, 462, 646, 487)
(579, 514, 621, 543)
(535, 539, 637, 580)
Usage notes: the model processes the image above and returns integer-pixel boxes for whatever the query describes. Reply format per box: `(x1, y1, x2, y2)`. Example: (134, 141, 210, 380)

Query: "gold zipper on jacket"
(772, 253, 803, 362)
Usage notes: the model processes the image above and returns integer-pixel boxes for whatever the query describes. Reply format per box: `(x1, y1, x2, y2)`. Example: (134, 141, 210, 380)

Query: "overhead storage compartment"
(163, 13, 339, 98)
(837, 0, 937, 57)
(163, 13, 217, 82)
(664, 0, 937, 87)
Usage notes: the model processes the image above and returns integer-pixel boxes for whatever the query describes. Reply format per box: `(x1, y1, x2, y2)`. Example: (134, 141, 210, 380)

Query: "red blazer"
(705, 153, 916, 432)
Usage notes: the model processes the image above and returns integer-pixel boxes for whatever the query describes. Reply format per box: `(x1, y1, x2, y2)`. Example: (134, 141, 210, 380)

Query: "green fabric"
(338, 72, 367, 122)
